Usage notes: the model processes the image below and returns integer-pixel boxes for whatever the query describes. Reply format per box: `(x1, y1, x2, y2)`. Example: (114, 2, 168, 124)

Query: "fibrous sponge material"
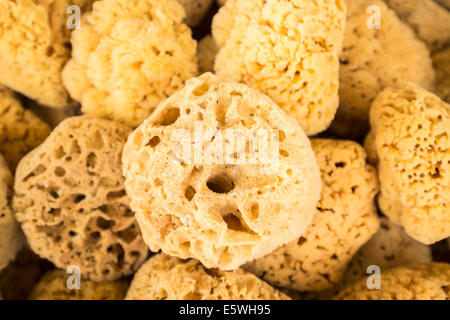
(212, 0, 346, 136)
(62, 0, 198, 127)
(122, 73, 322, 270)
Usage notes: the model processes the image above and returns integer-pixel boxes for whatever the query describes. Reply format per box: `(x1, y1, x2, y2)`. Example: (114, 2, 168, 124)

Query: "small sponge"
(178, 0, 213, 26)
(13, 116, 148, 282)
(0, 154, 24, 271)
(432, 47, 450, 104)
(341, 217, 432, 287)
(368, 83, 450, 244)
(29, 269, 129, 300)
(0, 86, 51, 170)
(334, 263, 450, 300)
(62, 0, 198, 127)
(245, 139, 380, 292)
(212, 0, 346, 135)
(331, 0, 435, 139)
(125, 253, 289, 300)
(122, 73, 321, 270)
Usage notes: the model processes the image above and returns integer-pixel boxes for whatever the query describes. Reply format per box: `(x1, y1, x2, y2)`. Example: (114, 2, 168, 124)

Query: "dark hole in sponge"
(206, 173, 234, 194)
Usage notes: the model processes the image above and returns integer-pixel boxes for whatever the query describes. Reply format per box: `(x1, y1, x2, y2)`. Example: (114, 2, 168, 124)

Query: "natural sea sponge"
(368, 83, 450, 244)
(334, 263, 450, 300)
(13, 116, 148, 282)
(0, 155, 24, 271)
(433, 47, 450, 104)
(341, 217, 432, 287)
(0, 0, 95, 108)
(197, 35, 218, 74)
(125, 253, 289, 300)
(62, 0, 198, 127)
(178, 0, 213, 26)
(0, 86, 51, 170)
(122, 73, 321, 270)
(330, 0, 435, 139)
(384, 0, 450, 52)
(245, 139, 380, 292)
(29, 269, 129, 300)
(212, 0, 346, 136)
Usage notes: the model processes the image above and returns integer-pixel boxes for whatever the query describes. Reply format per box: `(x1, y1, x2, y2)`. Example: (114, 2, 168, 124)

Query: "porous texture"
(342, 217, 432, 286)
(245, 139, 380, 292)
(334, 263, 450, 300)
(330, 0, 435, 139)
(123, 73, 322, 270)
(0, 0, 95, 107)
(178, 0, 213, 26)
(29, 269, 129, 300)
(212, 0, 346, 136)
(368, 84, 450, 245)
(197, 35, 218, 74)
(0, 86, 51, 170)
(0, 155, 23, 271)
(433, 47, 450, 104)
(384, 0, 450, 52)
(13, 116, 148, 282)
(62, 0, 198, 127)
(126, 253, 290, 300)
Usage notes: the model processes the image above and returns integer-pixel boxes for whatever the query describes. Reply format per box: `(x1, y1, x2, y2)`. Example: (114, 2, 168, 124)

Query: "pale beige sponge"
(126, 253, 289, 300)
(122, 73, 322, 270)
(0, 86, 51, 171)
(245, 139, 380, 292)
(341, 217, 432, 287)
(29, 269, 128, 300)
(178, 0, 213, 26)
(384, 0, 450, 52)
(212, 0, 346, 136)
(334, 263, 450, 300)
(197, 35, 219, 74)
(368, 83, 450, 245)
(13, 116, 148, 282)
(330, 0, 435, 139)
(0, 0, 95, 108)
(0, 155, 24, 271)
(62, 0, 198, 127)
(432, 47, 450, 104)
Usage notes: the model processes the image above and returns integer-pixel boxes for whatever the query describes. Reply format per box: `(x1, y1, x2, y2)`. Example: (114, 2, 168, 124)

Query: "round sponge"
(29, 269, 129, 300)
(62, 0, 198, 127)
(245, 139, 380, 292)
(368, 83, 450, 245)
(122, 73, 322, 270)
(212, 0, 346, 136)
(0, 154, 24, 271)
(331, 0, 435, 139)
(0, 86, 51, 170)
(13, 116, 148, 282)
(125, 253, 289, 300)
(334, 263, 450, 300)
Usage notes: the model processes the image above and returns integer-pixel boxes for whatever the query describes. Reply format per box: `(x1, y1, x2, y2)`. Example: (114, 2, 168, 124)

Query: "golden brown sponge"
(62, 0, 198, 127)
(13, 116, 148, 282)
(433, 47, 450, 104)
(29, 269, 128, 300)
(0, 86, 51, 171)
(125, 253, 289, 300)
(384, 0, 450, 52)
(330, 0, 435, 139)
(0, 155, 24, 271)
(197, 35, 218, 74)
(0, 0, 95, 108)
(341, 217, 432, 287)
(178, 0, 213, 26)
(212, 0, 346, 136)
(122, 73, 322, 270)
(368, 84, 450, 245)
(245, 139, 380, 292)
(334, 263, 450, 300)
